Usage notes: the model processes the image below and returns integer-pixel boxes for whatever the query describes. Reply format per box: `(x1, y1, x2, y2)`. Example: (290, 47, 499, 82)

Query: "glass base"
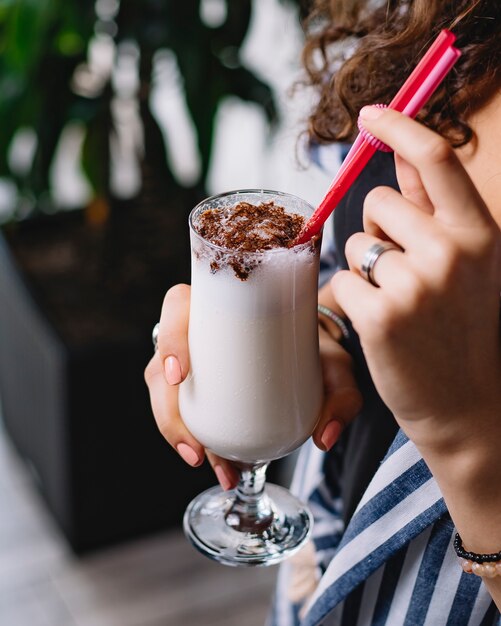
(183, 483, 312, 567)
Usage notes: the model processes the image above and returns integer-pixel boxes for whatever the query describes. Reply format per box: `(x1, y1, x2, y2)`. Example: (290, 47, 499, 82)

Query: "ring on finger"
(152, 322, 160, 352)
(360, 242, 402, 287)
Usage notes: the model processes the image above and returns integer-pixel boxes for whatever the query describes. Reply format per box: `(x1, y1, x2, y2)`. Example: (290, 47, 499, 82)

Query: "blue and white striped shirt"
(268, 431, 500, 626)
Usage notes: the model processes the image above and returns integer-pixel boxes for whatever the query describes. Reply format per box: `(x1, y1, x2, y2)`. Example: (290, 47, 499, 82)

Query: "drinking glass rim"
(188, 188, 317, 256)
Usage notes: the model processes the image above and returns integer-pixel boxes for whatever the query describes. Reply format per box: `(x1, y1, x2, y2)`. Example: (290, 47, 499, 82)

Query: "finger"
(362, 185, 439, 252)
(359, 107, 492, 227)
(312, 328, 363, 451)
(330, 269, 383, 336)
(394, 153, 434, 215)
(318, 281, 345, 317)
(206, 451, 240, 491)
(158, 284, 191, 385)
(345, 232, 409, 290)
(144, 352, 204, 466)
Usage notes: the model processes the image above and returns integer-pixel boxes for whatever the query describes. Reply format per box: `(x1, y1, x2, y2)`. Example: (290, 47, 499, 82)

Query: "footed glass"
(179, 190, 322, 566)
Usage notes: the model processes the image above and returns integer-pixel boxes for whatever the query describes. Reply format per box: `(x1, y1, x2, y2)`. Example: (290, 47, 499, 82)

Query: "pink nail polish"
(177, 442, 201, 466)
(165, 356, 182, 385)
(215, 465, 233, 491)
(321, 420, 343, 451)
(360, 105, 384, 121)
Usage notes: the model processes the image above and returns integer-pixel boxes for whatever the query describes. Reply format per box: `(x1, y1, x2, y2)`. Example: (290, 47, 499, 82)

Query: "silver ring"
(360, 242, 401, 287)
(152, 322, 160, 352)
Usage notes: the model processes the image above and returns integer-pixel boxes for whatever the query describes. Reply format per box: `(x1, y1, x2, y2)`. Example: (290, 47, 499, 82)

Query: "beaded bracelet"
(317, 305, 350, 341)
(454, 533, 501, 578)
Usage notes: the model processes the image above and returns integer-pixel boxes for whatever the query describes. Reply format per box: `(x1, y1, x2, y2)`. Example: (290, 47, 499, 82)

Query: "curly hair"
(301, 0, 501, 147)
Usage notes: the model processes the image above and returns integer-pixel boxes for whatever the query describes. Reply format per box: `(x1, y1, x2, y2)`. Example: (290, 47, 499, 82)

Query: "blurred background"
(0, 0, 338, 624)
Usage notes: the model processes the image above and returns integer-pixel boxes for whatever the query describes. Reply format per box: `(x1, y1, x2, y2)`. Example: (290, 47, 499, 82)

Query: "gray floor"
(0, 422, 277, 626)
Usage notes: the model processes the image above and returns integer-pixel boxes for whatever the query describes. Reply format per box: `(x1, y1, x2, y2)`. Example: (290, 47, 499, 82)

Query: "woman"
(145, 0, 501, 623)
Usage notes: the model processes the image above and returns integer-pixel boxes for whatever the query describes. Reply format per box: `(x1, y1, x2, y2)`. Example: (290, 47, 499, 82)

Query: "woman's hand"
(144, 284, 239, 491)
(331, 106, 501, 454)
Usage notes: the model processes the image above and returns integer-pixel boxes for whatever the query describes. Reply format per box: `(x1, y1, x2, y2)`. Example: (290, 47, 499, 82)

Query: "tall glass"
(179, 190, 322, 566)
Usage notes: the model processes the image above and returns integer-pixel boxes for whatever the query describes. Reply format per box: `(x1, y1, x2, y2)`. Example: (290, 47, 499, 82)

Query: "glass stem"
(225, 463, 274, 533)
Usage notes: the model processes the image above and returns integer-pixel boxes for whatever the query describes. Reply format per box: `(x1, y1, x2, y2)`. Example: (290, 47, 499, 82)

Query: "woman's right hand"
(144, 284, 240, 491)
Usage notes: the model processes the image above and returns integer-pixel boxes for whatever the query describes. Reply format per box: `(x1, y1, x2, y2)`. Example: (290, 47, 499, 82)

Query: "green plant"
(0, 0, 95, 212)
(0, 0, 303, 221)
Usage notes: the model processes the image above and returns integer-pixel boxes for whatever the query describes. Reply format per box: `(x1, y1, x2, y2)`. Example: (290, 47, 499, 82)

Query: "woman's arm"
(331, 105, 501, 606)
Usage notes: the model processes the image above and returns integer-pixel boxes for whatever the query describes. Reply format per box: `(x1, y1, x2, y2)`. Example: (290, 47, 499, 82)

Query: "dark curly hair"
(301, 0, 501, 147)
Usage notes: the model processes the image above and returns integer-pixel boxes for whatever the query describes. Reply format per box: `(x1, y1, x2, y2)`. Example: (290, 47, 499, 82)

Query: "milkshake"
(179, 190, 322, 463)
(181, 189, 322, 567)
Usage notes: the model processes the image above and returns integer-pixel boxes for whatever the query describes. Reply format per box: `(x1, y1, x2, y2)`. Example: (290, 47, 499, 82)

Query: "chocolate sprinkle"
(195, 201, 304, 252)
(194, 201, 306, 280)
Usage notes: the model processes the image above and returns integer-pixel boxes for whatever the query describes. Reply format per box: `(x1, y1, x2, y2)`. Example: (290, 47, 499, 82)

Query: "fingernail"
(320, 420, 343, 451)
(165, 356, 182, 385)
(360, 105, 384, 121)
(214, 465, 233, 491)
(176, 442, 201, 467)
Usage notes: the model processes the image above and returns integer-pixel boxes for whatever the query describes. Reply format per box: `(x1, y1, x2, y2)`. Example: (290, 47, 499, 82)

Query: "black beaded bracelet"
(453, 533, 501, 564)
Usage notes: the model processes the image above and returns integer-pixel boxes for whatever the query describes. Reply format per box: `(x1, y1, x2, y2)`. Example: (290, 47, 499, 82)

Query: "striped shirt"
(268, 431, 500, 626)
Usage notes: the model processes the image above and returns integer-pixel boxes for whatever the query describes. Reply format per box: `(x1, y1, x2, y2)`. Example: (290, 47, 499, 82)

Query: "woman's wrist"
(393, 378, 501, 456)
(415, 428, 501, 555)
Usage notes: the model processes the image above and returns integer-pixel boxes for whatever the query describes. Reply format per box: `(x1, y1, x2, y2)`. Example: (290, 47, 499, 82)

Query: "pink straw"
(295, 30, 461, 245)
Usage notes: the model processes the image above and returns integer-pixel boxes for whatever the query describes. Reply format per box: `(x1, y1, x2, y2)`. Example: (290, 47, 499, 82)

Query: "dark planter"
(0, 208, 216, 553)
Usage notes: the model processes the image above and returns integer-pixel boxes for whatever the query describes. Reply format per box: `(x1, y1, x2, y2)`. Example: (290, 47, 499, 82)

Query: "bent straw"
(295, 30, 460, 245)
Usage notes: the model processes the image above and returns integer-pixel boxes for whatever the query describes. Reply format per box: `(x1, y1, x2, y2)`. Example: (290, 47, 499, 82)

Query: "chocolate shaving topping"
(195, 201, 304, 251)
(194, 201, 306, 280)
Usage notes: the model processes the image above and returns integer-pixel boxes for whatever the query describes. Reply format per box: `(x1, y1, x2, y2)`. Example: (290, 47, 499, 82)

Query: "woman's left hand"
(330, 106, 501, 456)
